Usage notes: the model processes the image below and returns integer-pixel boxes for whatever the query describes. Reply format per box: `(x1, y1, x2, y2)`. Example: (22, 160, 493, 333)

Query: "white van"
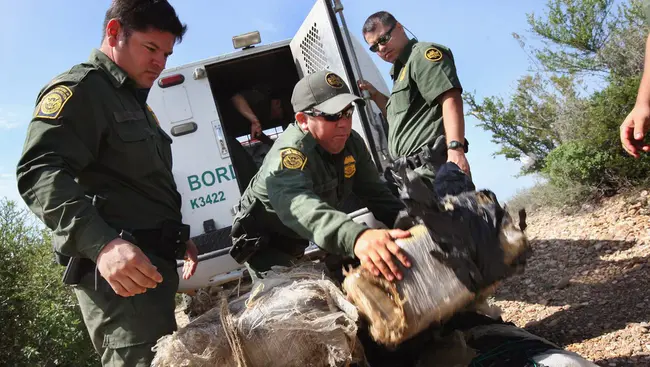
(147, 0, 393, 292)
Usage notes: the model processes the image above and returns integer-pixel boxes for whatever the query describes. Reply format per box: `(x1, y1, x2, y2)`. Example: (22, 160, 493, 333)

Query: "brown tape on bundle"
(344, 217, 530, 348)
(343, 225, 476, 347)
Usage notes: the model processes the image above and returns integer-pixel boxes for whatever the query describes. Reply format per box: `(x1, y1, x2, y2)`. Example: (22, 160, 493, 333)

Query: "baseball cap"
(291, 70, 365, 114)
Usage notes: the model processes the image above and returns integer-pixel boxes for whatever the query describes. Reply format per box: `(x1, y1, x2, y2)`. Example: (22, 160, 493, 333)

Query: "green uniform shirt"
(237, 123, 404, 257)
(16, 49, 182, 262)
(386, 39, 463, 158)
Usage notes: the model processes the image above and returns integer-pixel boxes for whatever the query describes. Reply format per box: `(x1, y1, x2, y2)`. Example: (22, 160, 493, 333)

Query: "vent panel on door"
(299, 23, 329, 74)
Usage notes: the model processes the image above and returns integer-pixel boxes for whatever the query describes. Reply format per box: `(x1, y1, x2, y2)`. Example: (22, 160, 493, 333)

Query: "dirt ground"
(493, 190, 650, 366)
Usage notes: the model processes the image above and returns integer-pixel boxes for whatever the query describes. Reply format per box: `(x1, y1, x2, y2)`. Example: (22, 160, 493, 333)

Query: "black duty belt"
(59, 194, 191, 287)
(59, 222, 189, 287)
(391, 135, 469, 171)
(127, 220, 190, 261)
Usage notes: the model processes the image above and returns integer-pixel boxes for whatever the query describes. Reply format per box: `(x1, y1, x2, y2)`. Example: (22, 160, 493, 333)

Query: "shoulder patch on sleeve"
(146, 105, 160, 126)
(34, 85, 73, 119)
(280, 148, 307, 170)
(424, 47, 443, 62)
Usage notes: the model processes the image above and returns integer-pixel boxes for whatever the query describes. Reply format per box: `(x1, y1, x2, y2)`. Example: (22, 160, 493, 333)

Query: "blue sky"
(0, 0, 550, 206)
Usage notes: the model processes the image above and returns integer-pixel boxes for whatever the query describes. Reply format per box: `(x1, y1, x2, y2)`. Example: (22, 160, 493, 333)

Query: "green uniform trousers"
(73, 253, 179, 366)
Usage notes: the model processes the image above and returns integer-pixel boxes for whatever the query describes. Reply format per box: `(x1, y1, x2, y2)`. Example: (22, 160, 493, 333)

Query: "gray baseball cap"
(291, 70, 365, 114)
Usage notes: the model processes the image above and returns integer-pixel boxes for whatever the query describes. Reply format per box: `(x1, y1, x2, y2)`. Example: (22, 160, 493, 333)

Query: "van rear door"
(289, 0, 390, 172)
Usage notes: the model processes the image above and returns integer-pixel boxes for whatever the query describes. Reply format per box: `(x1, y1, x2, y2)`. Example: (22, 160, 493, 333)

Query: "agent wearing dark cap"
(230, 70, 410, 280)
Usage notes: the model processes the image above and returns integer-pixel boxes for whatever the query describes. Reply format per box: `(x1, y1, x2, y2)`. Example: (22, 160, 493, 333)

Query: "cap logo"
(325, 72, 344, 89)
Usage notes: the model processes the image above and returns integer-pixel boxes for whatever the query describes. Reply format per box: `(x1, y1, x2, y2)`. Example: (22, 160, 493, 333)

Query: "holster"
(61, 194, 106, 285)
(61, 256, 95, 285)
(392, 135, 469, 173)
(229, 199, 269, 264)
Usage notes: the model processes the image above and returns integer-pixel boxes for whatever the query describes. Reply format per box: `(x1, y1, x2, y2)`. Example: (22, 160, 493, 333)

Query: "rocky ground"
(493, 189, 650, 366)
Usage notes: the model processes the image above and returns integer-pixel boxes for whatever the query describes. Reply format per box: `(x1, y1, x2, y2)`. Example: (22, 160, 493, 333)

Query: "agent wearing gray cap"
(230, 70, 410, 280)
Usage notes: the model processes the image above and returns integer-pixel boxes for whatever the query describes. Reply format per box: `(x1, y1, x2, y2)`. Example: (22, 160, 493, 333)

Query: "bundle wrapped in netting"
(152, 264, 365, 367)
(343, 163, 532, 347)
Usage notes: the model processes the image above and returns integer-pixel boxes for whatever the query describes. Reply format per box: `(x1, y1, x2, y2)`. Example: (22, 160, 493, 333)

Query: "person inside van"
(225, 84, 289, 191)
(229, 70, 411, 282)
(231, 84, 285, 141)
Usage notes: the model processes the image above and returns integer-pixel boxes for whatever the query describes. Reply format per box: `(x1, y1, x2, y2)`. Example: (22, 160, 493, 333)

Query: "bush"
(539, 74, 650, 196)
(467, 0, 650, 208)
(0, 198, 99, 366)
(543, 140, 615, 189)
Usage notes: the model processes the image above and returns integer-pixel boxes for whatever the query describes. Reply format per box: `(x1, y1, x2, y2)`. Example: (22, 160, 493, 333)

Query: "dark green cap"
(291, 70, 365, 114)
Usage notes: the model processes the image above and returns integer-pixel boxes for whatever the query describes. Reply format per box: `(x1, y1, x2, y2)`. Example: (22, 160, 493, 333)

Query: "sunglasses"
(369, 23, 396, 52)
(304, 105, 355, 122)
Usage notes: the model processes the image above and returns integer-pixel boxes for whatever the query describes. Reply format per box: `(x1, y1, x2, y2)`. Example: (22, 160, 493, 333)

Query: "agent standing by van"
(16, 1, 197, 365)
(357, 11, 472, 189)
(230, 70, 410, 282)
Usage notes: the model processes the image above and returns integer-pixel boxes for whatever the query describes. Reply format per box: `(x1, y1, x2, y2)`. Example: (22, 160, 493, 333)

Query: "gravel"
(494, 189, 650, 366)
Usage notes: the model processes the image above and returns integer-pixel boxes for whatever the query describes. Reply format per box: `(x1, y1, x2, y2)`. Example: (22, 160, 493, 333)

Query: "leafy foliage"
(527, 0, 614, 75)
(0, 199, 99, 366)
(465, 0, 650, 204)
(464, 74, 584, 173)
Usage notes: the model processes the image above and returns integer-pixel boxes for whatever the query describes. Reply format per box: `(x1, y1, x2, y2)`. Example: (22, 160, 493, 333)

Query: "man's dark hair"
(103, 0, 187, 43)
(362, 11, 397, 34)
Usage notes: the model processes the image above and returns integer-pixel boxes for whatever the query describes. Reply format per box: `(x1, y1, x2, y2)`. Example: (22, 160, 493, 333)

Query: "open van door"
(289, 0, 390, 173)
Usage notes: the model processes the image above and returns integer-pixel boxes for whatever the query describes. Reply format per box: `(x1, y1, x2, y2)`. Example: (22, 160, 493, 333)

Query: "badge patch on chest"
(280, 148, 307, 170)
(424, 47, 443, 62)
(344, 155, 356, 178)
(34, 85, 73, 119)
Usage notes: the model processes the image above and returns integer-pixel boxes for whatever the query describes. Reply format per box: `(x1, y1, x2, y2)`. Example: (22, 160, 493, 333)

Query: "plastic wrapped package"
(343, 225, 475, 347)
(343, 188, 531, 347)
(152, 264, 365, 367)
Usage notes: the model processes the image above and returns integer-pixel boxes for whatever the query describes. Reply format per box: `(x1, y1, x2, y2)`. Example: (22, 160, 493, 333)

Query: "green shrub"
(543, 140, 615, 189)
(0, 199, 99, 366)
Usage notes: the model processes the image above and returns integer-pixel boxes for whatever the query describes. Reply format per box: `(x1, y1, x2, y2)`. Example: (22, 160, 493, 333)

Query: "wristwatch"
(447, 140, 465, 151)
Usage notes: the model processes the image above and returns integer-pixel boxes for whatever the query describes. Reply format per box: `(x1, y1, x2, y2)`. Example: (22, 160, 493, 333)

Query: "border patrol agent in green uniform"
(15, 1, 198, 366)
(230, 70, 413, 282)
(358, 11, 473, 190)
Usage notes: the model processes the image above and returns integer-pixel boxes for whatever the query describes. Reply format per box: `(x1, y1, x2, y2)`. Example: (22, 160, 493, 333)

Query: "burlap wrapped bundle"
(152, 264, 366, 367)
